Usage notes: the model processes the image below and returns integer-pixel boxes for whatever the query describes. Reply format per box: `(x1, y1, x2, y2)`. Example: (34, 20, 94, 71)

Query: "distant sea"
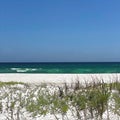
(0, 62, 120, 73)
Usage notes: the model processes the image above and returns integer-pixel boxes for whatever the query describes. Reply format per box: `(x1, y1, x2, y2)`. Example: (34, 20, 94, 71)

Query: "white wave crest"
(11, 68, 37, 72)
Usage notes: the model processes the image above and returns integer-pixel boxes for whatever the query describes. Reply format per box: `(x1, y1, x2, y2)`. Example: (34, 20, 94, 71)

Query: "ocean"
(0, 62, 120, 73)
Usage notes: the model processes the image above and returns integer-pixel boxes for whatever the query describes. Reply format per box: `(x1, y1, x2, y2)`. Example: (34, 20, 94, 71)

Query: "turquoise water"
(0, 62, 120, 73)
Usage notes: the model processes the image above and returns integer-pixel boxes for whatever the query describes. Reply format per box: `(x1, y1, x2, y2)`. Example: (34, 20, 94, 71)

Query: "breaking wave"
(11, 68, 38, 73)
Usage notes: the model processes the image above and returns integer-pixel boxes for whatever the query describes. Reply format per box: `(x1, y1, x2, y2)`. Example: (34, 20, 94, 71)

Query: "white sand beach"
(0, 73, 120, 120)
(0, 73, 120, 84)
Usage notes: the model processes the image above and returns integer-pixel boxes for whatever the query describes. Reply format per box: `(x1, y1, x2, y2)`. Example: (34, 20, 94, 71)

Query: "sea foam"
(11, 68, 37, 72)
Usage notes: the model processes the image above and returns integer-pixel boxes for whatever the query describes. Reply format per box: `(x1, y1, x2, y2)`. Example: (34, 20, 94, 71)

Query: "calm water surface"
(0, 62, 120, 73)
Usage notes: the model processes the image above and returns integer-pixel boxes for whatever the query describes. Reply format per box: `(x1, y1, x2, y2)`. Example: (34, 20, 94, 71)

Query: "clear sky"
(0, 0, 120, 62)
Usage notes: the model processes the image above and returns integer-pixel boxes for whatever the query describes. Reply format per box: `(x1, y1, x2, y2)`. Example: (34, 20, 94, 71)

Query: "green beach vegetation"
(0, 80, 120, 120)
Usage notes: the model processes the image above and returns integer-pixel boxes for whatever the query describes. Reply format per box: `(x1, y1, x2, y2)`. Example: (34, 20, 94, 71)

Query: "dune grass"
(0, 81, 24, 87)
(0, 78, 120, 120)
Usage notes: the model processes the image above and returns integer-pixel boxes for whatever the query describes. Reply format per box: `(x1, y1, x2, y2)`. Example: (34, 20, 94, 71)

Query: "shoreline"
(0, 73, 120, 84)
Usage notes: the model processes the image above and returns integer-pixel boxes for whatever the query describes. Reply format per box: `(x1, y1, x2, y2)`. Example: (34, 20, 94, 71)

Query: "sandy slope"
(0, 73, 120, 120)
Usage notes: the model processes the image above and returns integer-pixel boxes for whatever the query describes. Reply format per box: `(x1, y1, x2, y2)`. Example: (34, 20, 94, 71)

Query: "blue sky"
(0, 0, 120, 62)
